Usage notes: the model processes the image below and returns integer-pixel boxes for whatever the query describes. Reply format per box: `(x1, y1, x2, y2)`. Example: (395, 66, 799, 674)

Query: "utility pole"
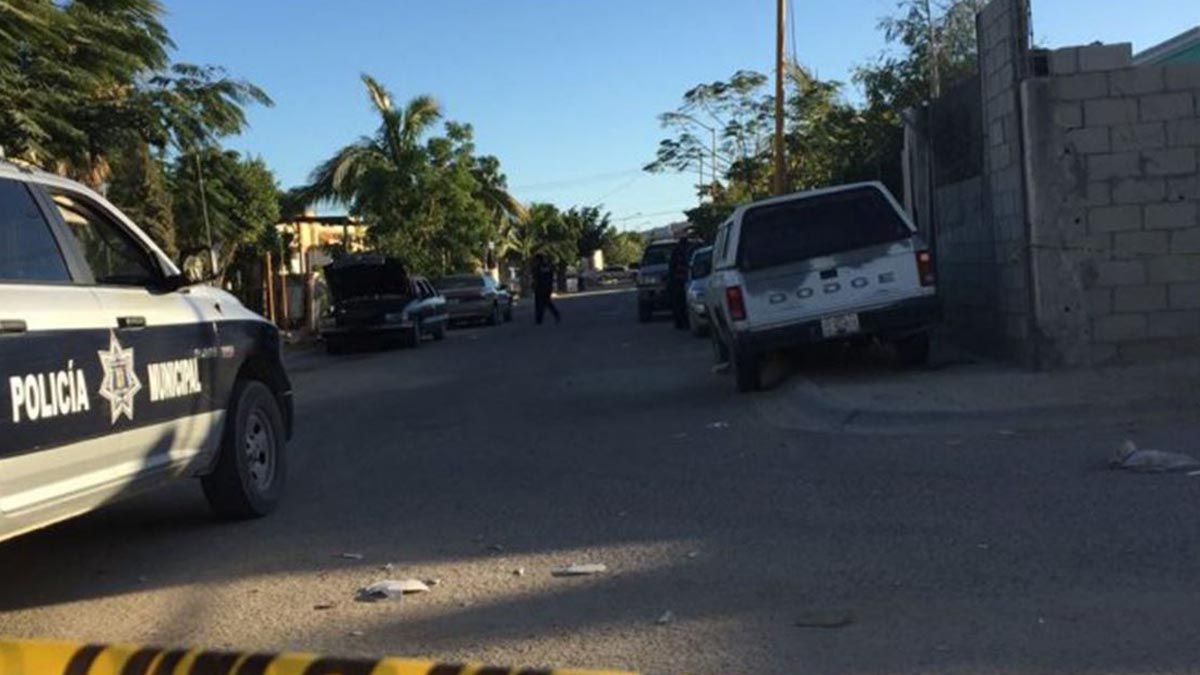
(773, 0, 787, 196)
(925, 0, 941, 99)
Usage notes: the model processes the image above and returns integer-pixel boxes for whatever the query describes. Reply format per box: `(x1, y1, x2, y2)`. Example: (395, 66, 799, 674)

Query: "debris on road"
(381, 563, 395, 572)
(1110, 440, 1200, 473)
(424, 578, 442, 587)
(656, 610, 675, 625)
(551, 563, 607, 577)
(686, 550, 700, 559)
(313, 603, 335, 611)
(513, 567, 526, 577)
(794, 609, 855, 629)
(348, 631, 364, 638)
(338, 552, 364, 560)
(706, 421, 730, 429)
(355, 578, 431, 602)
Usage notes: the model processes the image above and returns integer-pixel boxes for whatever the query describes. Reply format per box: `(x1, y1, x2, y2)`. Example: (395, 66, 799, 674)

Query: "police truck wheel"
(638, 301, 652, 323)
(733, 345, 762, 393)
(202, 380, 286, 519)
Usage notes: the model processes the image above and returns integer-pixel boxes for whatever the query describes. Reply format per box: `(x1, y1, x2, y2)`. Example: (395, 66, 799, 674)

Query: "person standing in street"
(532, 254, 561, 325)
(668, 237, 696, 330)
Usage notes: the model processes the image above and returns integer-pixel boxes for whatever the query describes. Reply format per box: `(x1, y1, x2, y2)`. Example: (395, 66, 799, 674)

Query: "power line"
(611, 206, 694, 222)
(590, 174, 643, 206)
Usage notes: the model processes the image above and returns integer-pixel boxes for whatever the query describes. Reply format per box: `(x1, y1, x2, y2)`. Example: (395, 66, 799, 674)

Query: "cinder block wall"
(1025, 43, 1200, 364)
(977, 0, 1035, 362)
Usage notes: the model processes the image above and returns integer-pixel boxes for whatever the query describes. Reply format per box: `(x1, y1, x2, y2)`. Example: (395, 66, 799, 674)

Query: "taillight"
(725, 286, 747, 321)
(916, 250, 936, 286)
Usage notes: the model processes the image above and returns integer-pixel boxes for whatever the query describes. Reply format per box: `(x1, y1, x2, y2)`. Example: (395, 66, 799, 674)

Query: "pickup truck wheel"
(637, 301, 652, 323)
(432, 320, 446, 341)
(893, 332, 931, 366)
(733, 345, 762, 392)
(487, 304, 501, 326)
(202, 380, 286, 519)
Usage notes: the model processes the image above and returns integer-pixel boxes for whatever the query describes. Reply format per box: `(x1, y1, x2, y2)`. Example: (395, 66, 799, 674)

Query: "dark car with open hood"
(319, 254, 448, 354)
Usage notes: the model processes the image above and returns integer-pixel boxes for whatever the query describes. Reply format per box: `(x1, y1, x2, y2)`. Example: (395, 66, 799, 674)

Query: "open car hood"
(324, 255, 411, 302)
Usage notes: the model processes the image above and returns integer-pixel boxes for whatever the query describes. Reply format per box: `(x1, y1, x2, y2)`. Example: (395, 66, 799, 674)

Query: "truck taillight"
(725, 286, 747, 321)
(916, 250, 936, 287)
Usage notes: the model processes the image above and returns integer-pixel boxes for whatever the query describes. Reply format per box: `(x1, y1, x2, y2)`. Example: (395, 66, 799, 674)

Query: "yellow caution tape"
(0, 639, 635, 675)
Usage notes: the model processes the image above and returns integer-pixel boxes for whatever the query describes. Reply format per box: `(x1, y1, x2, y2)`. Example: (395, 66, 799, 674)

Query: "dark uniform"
(668, 238, 696, 330)
(533, 256, 561, 325)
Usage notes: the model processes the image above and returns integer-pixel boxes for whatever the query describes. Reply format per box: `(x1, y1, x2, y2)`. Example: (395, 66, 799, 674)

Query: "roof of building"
(1134, 26, 1200, 65)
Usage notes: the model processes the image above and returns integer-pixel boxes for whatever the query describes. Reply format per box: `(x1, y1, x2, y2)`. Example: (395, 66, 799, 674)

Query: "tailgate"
(743, 238, 925, 326)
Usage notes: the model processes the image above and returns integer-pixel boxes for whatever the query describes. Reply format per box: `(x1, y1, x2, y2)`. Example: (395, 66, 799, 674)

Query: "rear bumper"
(738, 295, 941, 352)
(446, 300, 493, 319)
(321, 323, 412, 337)
(638, 286, 671, 309)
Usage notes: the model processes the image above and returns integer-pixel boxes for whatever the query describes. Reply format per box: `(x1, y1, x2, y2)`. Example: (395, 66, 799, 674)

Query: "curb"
(759, 378, 1200, 435)
(0, 639, 635, 675)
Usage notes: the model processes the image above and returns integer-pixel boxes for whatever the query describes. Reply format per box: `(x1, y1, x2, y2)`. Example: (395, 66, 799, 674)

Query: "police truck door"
(44, 188, 223, 482)
(0, 177, 115, 538)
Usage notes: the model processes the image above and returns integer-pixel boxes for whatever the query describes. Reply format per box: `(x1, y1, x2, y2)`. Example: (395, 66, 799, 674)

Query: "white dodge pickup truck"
(705, 182, 940, 392)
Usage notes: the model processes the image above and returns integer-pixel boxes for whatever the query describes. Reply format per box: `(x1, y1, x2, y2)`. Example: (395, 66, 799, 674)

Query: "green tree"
(564, 205, 614, 259)
(601, 231, 645, 267)
(300, 74, 441, 231)
(107, 140, 176, 259)
(171, 149, 280, 278)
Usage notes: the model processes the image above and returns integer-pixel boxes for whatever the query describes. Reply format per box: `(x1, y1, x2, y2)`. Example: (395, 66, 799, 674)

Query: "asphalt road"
(2, 289, 1200, 674)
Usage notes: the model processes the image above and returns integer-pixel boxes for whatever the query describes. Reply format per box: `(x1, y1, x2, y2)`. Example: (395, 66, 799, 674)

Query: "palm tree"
(472, 154, 526, 272)
(299, 74, 441, 229)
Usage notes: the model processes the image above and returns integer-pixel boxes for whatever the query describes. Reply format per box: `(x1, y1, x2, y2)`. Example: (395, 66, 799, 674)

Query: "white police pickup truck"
(0, 161, 292, 542)
(706, 182, 940, 392)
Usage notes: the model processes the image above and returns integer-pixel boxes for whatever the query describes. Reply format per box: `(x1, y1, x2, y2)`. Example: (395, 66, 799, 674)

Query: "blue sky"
(162, 1, 1194, 231)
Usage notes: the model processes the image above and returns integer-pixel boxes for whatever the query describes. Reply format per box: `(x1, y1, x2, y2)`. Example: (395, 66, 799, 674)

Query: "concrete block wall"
(1029, 44, 1200, 364)
(977, 0, 1034, 361)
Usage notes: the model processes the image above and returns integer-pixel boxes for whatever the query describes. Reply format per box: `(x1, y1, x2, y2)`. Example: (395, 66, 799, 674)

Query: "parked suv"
(686, 245, 714, 337)
(635, 239, 676, 322)
(706, 182, 940, 392)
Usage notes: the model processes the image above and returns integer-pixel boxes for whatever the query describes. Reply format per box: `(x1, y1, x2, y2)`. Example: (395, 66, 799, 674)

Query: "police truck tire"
(733, 346, 762, 393)
(638, 302, 652, 323)
(202, 380, 286, 519)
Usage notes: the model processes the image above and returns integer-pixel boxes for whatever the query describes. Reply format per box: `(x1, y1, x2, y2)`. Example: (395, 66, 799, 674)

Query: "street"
(2, 289, 1200, 674)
